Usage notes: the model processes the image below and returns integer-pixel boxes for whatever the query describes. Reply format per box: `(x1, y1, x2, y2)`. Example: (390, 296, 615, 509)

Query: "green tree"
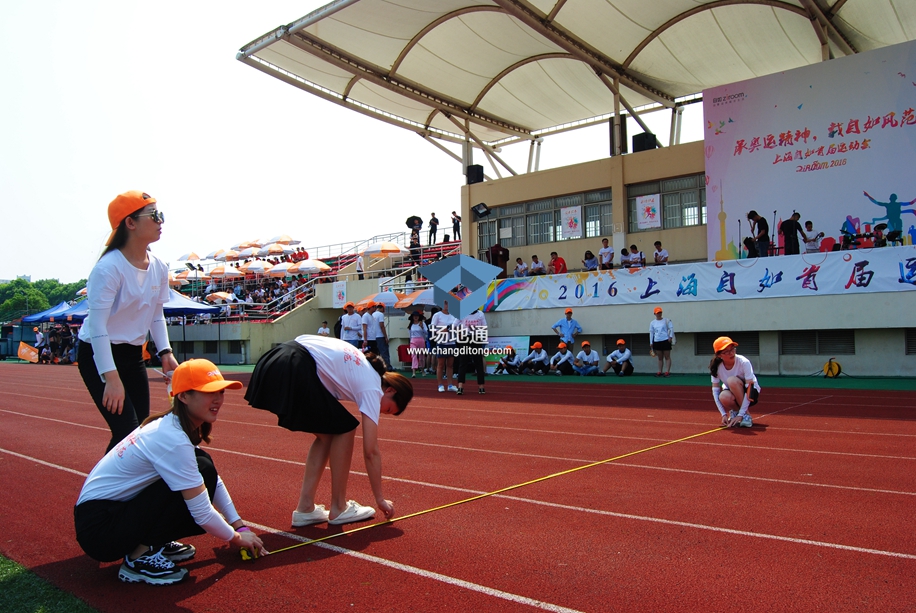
(33, 278, 87, 305)
(0, 281, 50, 314)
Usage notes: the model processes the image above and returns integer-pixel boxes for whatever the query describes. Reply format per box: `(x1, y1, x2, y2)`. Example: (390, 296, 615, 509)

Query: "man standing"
(373, 303, 391, 369)
(548, 252, 567, 274)
(361, 302, 381, 354)
(748, 210, 770, 257)
(340, 302, 362, 348)
(428, 213, 439, 245)
(356, 254, 365, 280)
(451, 211, 461, 241)
(602, 339, 634, 376)
(804, 220, 824, 253)
(552, 308, 582, 345)
(780, 212, 805, 255)
(653, 241, 669, 265)
(598, 238, 614, 270)
(628, 245, 646, 268)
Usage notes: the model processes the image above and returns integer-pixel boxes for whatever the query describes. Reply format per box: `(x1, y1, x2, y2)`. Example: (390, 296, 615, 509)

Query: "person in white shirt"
(340, 302, 362, 348)
(710, 337, 760, 428)
(653, 241, 669, 265)
(649, 306, 674, 377)
(455, 309, 488, 395)
(598, 238, 615, 270)
(361, 302, 382, 354)
(619, 248, 632, 269)
(602, 338, 634, 376)
(549, 342, 574, 376)
(430, 301, 459, 392)
(356, 254, 365, 280)
(372, 303, 391, 369)
(246, 336, 414, 527)
(803, 220, 824, 253)
(520, 342, 550, 375)
(529, 255, 547, 275)
(573, 341, 600, 376)
(407, 311, 428, 377)
(316, 321, 330, 336)
(513, 258, 528, 277)
(628, 245, 646, 268)
(493, 345, 521, 375)
(74, 359, 265, 585)
(78, 191, 179, 453)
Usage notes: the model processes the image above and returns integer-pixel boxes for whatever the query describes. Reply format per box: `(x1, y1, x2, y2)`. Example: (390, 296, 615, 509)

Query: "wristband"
(157, 348, 173, 358)
(237, 526, 251, 532)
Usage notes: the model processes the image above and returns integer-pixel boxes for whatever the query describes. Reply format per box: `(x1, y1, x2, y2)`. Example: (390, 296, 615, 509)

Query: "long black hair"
(141, 393, 213, 446)
(363, 351, 414, 415)
(709, 355, 724, 377)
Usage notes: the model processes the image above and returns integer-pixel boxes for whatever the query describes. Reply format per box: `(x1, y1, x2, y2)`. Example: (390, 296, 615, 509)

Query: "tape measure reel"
(823, 359, 842, 378)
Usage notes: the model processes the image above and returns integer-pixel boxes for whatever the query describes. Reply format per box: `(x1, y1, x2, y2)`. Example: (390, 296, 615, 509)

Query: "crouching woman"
(710, 337, 760, 428)
(74, 359, 266, 585)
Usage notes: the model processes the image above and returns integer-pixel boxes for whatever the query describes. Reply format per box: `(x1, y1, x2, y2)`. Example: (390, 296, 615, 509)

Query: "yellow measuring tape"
(246, 425, 726, 560)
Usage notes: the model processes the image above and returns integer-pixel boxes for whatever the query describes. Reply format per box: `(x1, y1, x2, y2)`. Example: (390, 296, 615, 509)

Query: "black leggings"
(78, 341, 151, 453)
(457, 351, 485, 385)
(74, 449, 217, 562)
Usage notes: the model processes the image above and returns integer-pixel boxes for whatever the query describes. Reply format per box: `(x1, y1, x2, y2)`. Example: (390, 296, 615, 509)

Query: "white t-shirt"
(608, 347, 632, 363)
(409, 322, 427, 339)
(340, 312, 362, 341)
(598, 246, 614, 265)
(362, 311, 381, 340)
(620, 253, 632, 268)
(530, 260, 546, 273)
(576, 350, 599, 365)
(295, 335, 383, 424)
(653, 249, 669, 264)
(524, 349, 549, 364)
(629, 251, 645, 268)
(459, 311, 487, 343)
(317, 326, 330, 336)
(78, 250, 171, 375)
(649, 318, 673, 343)
(515, 262, 528, 275)
(711, 355, 761, 391)
(77, 413, 204, 504)
(372, 310, 387, 339)
(551, 350, 573, 366)
(431, 311, 458, 345)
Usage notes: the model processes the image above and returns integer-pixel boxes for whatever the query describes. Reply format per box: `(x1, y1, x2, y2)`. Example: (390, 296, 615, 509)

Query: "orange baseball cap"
(616, 338, 626, 345)
(557, 342, 567, 349)
(343, 302, 355, 310)
(653, 306, 663, 314)
(106, 191, 156, 245)
(713, 336, 738, 353)
(505, 345, 513, 351)
(531, 342, 542, 349)
(565, 308, 573, 314)
(33, 326, 39, 331)
(581, 341, 590, 346)
(170, 359, 242, 397)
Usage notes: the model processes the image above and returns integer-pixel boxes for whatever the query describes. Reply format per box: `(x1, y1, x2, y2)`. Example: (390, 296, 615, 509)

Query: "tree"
(0, 282, 50, 314)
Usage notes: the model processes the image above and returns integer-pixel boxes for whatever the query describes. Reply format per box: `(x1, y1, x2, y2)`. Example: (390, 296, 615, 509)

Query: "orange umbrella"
(168, 273, 188, 288)
(258, 243, 294, 257)
(176, 269, 211, 282)
(210, 265, 243, 278)
(289, 259, 331, 274)
(205, 248, 226, 260)
(216, 249, 239, 262)
(267, 234, 300, 245)
(206, 292, 233, 303)
(178, 251, 201, 261)
(356, 291, 405, 309)
(268, 262, 297, 277)
(361, 241, 410, 257)
(239, 260, 273, 274)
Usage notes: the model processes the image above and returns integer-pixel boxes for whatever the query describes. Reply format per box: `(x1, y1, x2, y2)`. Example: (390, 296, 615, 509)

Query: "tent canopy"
(22, 302, 71, 323)
(238, 0, 916, 148)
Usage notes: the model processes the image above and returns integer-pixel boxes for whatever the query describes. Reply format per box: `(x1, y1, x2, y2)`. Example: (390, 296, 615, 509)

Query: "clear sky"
(1, 1, 702, 285)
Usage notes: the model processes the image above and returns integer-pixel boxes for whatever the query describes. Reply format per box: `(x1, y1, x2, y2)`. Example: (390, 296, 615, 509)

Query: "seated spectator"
(493, 346, 521, 375)
(529, 255, 546, 275)
(547, 252, 567, 275)
(520, 342, 550, 375)
(549, 343, 574, 376)
(513, 257, 528, 277)
(653, 241, 669, 265)
(581, 250, 598, 271)
(601, 338, 634, 376)
(598, 238, 614, 270)
(628, 245, 646, 268)
(620, 248, 632, 269)
(573, 341, 600, 376)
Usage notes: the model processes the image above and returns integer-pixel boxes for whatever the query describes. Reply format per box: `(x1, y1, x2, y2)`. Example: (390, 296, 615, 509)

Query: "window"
(204, 341, 218, 354)
(907, 329, 916, 355)
(780, 330, 855, 355)
(584, 203, 612, 238)
(627, 174, 706, 232)
(527, 211, 555, 244)
(228, 340, 242, 354)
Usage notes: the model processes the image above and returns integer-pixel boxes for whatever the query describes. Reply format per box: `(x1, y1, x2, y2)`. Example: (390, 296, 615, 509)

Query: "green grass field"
(0, 555, 97, 613)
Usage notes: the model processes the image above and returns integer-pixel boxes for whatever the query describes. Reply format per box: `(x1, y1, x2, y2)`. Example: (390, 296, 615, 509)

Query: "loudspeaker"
(632, 132, 658, 152)
(472, 202, 491, 218)
(466, 164, 484, 184)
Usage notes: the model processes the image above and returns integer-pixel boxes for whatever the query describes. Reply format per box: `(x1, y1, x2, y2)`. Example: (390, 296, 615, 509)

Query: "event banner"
(636, 194, 661, 230)
(561, 206, 582, 239)
(703, 40, 916, 261)
(482, 246, 916, 311)
(332, 281, 347, 308)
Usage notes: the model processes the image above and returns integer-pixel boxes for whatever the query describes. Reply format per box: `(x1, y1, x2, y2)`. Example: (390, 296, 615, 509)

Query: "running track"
(1, 362, 914, 612)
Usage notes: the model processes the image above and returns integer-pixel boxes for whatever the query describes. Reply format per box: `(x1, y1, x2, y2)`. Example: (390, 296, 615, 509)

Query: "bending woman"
(74, 359, 266, 585)
(78, 191, 179, 452)
(710, 337, 760, 428)
(245, 335, 414, 526)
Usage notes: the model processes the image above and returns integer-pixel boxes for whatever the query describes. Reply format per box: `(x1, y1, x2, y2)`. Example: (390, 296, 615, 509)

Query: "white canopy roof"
(238, 0, 916, 148)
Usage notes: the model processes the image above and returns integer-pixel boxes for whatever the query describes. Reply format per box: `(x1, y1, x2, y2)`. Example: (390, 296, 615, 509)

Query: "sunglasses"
(134, 210, 165, 224)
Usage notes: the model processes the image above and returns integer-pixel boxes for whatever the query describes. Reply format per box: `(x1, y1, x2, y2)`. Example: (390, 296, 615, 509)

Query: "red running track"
(1, 362, 914, 612)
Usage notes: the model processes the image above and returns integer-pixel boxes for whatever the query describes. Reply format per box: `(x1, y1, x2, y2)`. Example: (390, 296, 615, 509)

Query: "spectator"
(602, 338, 634, 376)
(598, 238, 614, 270)
(552, 308, 582, 345)
(549, 342, 574, 376)
(747, 210, 770, 257)
(356, 254, 365, 280)
(628, 245, 646, 268)
(619, 248, 632, 269)
(649, 306, 674, 377)
(804, 220, 824, 253)
(520, 342, 550, 375)
(34, 326, 45, 355)
(455, 309, 487, 395)
(513, 257, 528, 277)
(780, 212, 804, 255)
(407, 311, 428, 378)
(451, 211, 461, 241)
(529, 255, 547, 275)
(548, 252, 567, 274)
(493, 345, 521, 375)
(431, 301, 459, 392)
(361, 302, 381, 354)
(428, 213, 439, 245)
(581, 250, 598, 271)
(373, 303, 391, 370)
(340, 302, 362, 348)
(316, 321, 330, 336)
(653, 241, 669, 265)
(409, 229, 421, 265)
(573, 341, 599, 376)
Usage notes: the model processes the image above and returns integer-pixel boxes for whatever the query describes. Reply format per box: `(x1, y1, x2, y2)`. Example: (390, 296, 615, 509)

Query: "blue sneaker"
(739, 413, 753, 428)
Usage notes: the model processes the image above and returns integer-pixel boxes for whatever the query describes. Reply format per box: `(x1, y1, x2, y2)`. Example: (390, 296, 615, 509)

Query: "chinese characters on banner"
(561, 206, 582, 239)
(636, 194, 661, 230)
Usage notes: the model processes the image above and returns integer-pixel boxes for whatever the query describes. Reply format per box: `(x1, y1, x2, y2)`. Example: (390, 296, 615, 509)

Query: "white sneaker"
(292, 505, 330, 527)
(438, 385, 445, 392)
(447, 385, 458, 392)
(328, 500, 376, 525)
(739, 413, 753, 428)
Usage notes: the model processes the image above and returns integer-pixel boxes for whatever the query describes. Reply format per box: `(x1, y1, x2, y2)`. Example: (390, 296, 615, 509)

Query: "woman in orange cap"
(649, 306, 674, 377)
(77, 191, 179, 453)
(74, 359, 266, 586)
(493, 345, 521, 375)
(520, 341, 550, 375)
(709, 337, 760, 428)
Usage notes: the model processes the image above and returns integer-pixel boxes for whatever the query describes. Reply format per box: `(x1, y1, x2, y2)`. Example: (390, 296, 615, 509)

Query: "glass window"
(584, 203, 612, 238)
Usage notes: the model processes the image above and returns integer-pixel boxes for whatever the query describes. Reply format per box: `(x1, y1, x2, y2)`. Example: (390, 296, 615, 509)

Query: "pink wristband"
(237, 526, 251, 532)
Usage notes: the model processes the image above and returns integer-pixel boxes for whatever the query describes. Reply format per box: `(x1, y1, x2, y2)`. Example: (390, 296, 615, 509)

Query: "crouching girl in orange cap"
(709, 337, 760, 428)
(74, 359, 267, 585)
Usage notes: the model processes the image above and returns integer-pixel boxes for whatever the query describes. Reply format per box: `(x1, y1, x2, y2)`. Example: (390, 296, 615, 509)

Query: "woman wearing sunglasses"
(78, 191, 178, 453)
(709, 337, 760, 428)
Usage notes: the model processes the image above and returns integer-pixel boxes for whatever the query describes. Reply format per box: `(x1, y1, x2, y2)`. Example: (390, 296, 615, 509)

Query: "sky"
(1, 1, 702, 285)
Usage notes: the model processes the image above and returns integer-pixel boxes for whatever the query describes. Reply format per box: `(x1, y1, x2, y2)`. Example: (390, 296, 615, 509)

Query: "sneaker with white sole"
(739, 413, 753, 428)
(438, 385, 445, 392)
(118, 547, 188, 585)
(328, 500, 376, 525)
(160, 541, 196, 562)
(447, 385, 458, 392)
(726, 410, 742, 428)
(292, 504, 330, 527)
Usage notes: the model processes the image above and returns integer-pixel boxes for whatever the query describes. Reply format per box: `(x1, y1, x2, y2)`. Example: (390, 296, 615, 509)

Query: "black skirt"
(245, 341, 360, 435)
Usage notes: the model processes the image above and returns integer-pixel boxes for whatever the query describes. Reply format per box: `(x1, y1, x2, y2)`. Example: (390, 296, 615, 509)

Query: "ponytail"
(708, 355, 723, 378)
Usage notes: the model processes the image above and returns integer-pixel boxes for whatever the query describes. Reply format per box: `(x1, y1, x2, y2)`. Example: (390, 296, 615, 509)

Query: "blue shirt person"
(552, 308, 583, 344)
